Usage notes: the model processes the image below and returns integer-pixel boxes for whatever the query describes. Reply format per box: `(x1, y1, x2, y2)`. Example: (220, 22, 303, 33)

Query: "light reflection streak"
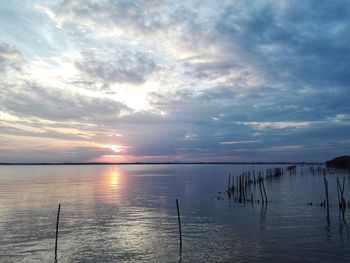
(97, 168, 126, 204)
(109, 171, 119, 190)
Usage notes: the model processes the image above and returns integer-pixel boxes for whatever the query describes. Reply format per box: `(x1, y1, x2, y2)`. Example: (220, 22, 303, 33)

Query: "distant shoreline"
(0, 162, 325, 165)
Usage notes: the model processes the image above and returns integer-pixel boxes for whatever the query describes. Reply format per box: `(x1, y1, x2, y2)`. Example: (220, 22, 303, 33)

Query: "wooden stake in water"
(176, 199, 182, 250)
(336, 177, 341, 208)
(337, 177, 347, 216)
(55, 203, 61, 262)
(323, 176, 330, 228)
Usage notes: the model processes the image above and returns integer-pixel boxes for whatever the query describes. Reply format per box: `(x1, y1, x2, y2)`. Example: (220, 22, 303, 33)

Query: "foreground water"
(0, 164, 349, 262)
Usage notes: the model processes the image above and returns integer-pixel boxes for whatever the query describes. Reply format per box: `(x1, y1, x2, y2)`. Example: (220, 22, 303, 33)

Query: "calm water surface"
(0, 164, 349, 262)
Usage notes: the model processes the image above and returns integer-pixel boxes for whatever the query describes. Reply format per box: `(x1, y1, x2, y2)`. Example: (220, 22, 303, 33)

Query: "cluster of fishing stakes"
(323, 175, 349, 229)
(222, 167, 286, 204)
(218, 165, 350, 231)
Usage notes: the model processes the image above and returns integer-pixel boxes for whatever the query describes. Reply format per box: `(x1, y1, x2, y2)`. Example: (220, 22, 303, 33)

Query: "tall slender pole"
(323, 176, 330, 227)
(337, 177, 341, 208)
(239, 176, 242, 203)
(176, 199, 182, 250)
(55, 203, 61, 262)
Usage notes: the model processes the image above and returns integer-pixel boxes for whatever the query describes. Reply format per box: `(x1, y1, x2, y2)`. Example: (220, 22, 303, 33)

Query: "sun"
(95, 144, 130, 162)
(111, 145, 124, 153)
(102, 144, 126, 153)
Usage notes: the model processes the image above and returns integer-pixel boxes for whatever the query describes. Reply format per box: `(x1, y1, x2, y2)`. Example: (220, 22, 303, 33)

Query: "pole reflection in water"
(259, 202, 268, 230)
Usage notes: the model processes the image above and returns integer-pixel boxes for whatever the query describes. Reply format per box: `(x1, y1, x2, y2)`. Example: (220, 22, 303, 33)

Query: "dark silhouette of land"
(326, 156, 350, 170)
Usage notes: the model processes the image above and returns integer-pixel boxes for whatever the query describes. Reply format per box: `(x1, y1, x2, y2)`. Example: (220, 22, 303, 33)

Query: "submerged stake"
(55, 203, 61, 262)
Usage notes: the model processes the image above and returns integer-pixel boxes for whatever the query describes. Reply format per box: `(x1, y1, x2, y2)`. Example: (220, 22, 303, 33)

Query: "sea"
(0, 164, 349, 262)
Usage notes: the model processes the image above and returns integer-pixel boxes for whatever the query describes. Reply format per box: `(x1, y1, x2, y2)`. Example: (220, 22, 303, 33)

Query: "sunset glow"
(1, 1, 350, 262)
(0, 1, 349, 163)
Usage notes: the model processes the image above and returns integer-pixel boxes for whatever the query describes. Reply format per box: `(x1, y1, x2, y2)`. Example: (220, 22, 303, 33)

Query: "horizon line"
(0, 161, 325, 165)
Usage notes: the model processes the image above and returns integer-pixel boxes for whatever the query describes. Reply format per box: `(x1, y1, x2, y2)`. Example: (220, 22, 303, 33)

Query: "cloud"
(220, 140, 261, 145)
(216, 0, 350, 86)
(238, 121, 313, 130)
(0, 42, 24, 74)
(45, 0, 195, 35)
(0, 143, 111, 163)
(1, 1, 350, 162)
(327, 114, 350, 124)
(29, 0, 350, 90)
(75, 48, 157, 85)
(0, 83, 130, 123)
(258, 145, 303, 152)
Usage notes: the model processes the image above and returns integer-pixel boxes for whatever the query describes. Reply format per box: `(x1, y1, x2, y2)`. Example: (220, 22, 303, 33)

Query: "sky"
(0, 0, 349, 163)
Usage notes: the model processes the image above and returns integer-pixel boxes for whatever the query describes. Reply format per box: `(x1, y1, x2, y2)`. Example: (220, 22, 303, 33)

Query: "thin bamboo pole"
(55, 203, 61, 262)
(323, 176, 330, 228)
(176, 199, 182, 250)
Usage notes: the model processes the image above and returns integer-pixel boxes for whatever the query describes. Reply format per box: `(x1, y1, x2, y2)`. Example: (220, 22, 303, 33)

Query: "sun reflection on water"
(108, 171, 120, 190)
(98, 169, 124, 203)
